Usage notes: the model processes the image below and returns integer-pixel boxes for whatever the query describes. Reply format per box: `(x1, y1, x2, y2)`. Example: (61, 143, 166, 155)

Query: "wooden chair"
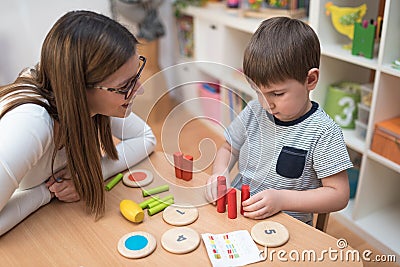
(315, 213, 330, 232)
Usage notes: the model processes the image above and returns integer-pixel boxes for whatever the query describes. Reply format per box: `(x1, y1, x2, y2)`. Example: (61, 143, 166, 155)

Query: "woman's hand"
(45, 167, 80, 202)
(242, 189, 282, 219)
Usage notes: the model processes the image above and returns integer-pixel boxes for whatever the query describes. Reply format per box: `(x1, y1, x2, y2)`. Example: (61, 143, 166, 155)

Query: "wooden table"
(0, 152, 363, 266)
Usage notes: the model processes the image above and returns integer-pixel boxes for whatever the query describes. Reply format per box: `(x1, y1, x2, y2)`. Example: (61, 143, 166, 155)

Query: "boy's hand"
(204, 174, 221, 205)
(242, 189, 282, 219)
(45, 167, 80, 202)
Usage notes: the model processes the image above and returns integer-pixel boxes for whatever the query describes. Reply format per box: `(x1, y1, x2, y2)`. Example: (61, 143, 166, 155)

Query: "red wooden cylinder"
(240, 184, 250, 215)
(217, 185, 226, 213)
(227, 188, 237, 219)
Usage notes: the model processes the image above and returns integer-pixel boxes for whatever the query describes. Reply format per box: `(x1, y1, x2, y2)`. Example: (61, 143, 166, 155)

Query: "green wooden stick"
(105, 173, 123, 191)
(139, 196, 160, 209)
(147, 198, 174, 216)
(147, 195, 174, 209)
(142, 184, 169, 197)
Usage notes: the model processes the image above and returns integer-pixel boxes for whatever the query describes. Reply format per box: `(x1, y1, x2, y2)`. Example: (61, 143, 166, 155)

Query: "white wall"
(0, 0, 111, 85)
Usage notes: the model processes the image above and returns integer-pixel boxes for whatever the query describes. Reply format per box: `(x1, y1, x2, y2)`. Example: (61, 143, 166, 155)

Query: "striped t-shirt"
(225, 100, 353, 224)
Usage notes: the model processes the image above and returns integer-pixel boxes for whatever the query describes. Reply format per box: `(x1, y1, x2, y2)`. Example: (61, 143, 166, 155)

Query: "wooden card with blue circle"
(117, 231, 157, 258)
(161, 227, 200, 254)
(162, 205, 199, 226)
(250, 221, 289, 247)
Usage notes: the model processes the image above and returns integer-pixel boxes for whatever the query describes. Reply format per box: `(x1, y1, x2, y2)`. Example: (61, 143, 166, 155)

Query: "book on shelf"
(243, 0, 309, 19)
(220, 86, 253, 124)
(176, 15, 194, 58)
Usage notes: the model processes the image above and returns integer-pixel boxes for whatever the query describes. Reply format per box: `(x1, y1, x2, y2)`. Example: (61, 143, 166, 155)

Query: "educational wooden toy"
(147, 198, 174, 216)
(217, 176, 227, 205)
(105, 173, 123, 191)
(250, 221, 289, 247)
(142, 184, 169, 197)
(240, 184, 250, 215)
(217, 184, 227, 213)
(162, 205, 199, 226)
(147, 195, 174, 209)
(161, 227, 200, 254)
(139, 196, 160, 209)
(181, 155, 193, 181)
(119, 200, 144, 223)
(122, 169, 153, 187)
(173, 152, 183, 179)
(227, 188, 237, 219)
(117, 231, 157, 259)
(173, 151, 193, 180)
(217, 176, 226, 186)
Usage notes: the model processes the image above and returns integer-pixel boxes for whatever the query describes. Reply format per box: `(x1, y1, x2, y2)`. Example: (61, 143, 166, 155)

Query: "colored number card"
(201, 230, 265, 267)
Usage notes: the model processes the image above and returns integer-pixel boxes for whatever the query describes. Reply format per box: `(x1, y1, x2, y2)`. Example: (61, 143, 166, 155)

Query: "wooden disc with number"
(117, 231, 157, 258)
(162, 205, 199, 226)
(251, 221, 289, 247)
(161, 227, 200, 254)
(122, 169, 153, 187)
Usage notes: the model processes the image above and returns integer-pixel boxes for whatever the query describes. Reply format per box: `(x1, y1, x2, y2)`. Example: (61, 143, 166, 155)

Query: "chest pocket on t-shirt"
(276, 146, 307, 178)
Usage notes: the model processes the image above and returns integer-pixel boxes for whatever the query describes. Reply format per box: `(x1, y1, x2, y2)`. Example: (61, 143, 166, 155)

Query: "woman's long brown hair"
(0, 10, 139, 219)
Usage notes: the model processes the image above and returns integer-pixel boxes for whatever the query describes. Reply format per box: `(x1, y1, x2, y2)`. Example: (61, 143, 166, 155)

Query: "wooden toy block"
(120, 200, 144, 223)
(217, 184, 226, 213)
(118, 231, 157, 258)
(240, 184, 250, 215)
(173, 152, 183, 178)
(105, 173, 123, 191)
(217, 176, 227, 205)
(147, 198, 174, 216)
(142, 184, 169, 197)
(227, 188, 237, 219)
(181, 155, 193, 181)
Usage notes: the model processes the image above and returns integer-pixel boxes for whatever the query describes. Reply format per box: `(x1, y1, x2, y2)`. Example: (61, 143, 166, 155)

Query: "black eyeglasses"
(93, 55, 146, 100)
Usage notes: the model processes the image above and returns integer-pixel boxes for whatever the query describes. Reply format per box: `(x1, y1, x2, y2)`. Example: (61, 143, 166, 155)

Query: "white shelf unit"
(181, 0, 400, 256)
(309, 0, 400, 257)
(183, 3, 260, 127)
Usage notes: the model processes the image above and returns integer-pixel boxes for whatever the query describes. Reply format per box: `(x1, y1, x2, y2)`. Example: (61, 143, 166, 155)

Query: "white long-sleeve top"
(0, 103, 156, 236)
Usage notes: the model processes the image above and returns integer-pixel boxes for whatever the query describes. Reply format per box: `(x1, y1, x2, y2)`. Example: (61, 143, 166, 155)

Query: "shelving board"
(184, 3, 262, 34)
(367, 150, 400, 174)
(321, 43, 379, 70)
(335, 201, 400, 256)
(380, 65, 400, 78)
(342, 129, 366, 153)
(355, 203, 400, 255)
(196, 63, 257, 99)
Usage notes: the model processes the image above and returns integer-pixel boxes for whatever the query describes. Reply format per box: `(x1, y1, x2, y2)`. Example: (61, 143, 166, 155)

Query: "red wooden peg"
(217, 184, 226, 213)
(227, 188, 237, 219)
(181, 155, 193, 181)
(173, 152, 183, 179)
(240, 184, 250, 215)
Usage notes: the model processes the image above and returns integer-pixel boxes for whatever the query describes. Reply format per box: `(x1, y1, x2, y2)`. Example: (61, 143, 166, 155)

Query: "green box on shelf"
(324, 82, 361, 129)
(352, 22, 376, 59)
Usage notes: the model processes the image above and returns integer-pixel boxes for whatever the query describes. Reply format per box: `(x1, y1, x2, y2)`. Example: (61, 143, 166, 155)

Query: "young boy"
(205, 17, 353, 225)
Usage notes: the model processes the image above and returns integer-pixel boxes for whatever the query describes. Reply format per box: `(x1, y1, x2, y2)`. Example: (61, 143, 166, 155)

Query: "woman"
(0, 10, 156, 236)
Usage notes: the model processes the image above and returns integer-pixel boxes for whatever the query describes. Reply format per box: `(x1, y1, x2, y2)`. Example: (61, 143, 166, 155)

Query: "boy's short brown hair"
(243, 17, 320, 88)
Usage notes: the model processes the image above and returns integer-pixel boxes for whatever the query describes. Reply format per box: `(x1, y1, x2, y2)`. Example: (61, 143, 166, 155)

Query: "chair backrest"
(315, 213, 330, 232)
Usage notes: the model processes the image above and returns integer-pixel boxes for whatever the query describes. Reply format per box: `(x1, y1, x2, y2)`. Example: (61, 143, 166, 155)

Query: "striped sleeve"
(313, 123, 353, 178)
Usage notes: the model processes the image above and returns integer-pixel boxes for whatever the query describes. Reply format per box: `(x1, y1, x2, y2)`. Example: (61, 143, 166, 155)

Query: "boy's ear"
(306, 68, 319, 91)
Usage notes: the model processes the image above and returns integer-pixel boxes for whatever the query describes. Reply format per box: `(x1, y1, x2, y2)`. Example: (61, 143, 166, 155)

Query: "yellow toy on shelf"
(325, 2, 367, 49)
